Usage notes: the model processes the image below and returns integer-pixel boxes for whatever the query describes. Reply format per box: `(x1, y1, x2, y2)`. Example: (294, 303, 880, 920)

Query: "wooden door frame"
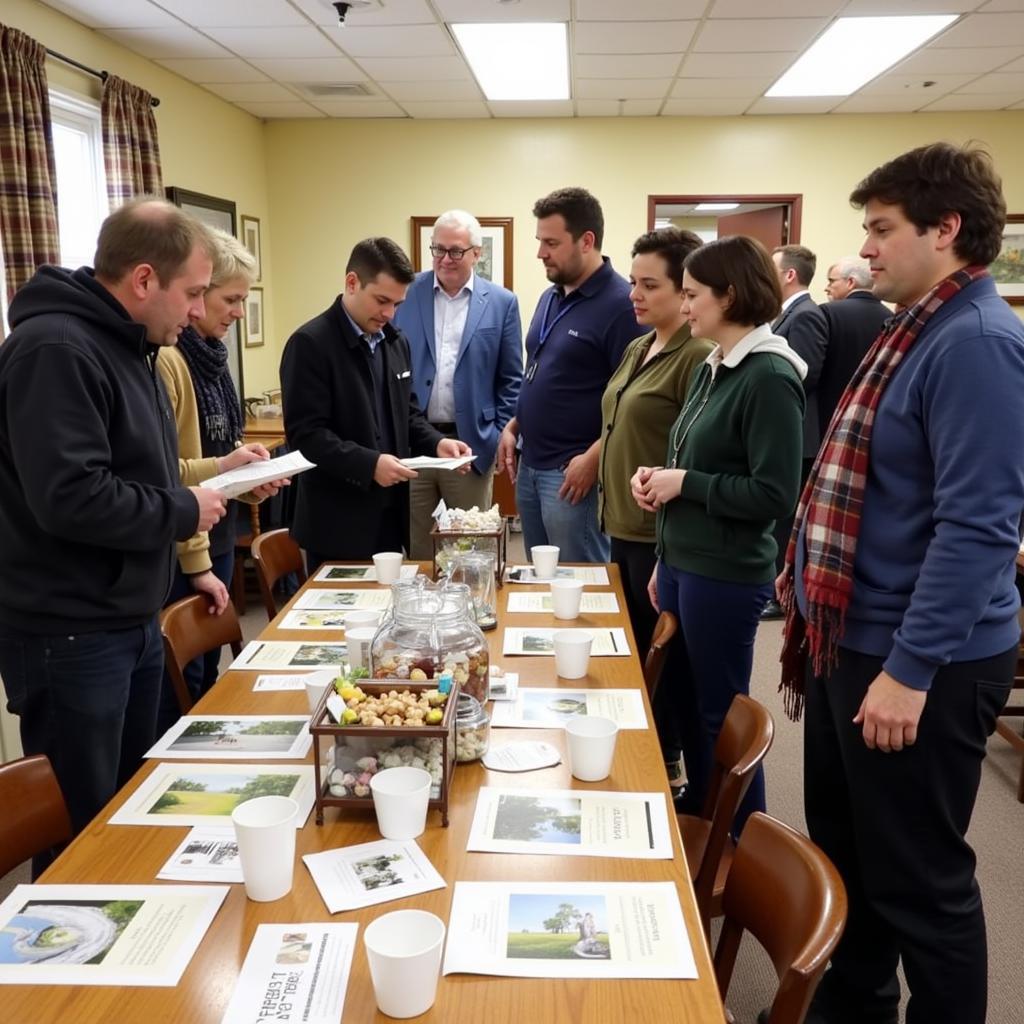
(646, 193, 803, 243)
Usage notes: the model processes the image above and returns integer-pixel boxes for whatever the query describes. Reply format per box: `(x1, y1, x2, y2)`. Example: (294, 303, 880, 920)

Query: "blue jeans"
(516, 463, 610, 563)
(0, 617, 164, 863)
(656, 563, 771, 836)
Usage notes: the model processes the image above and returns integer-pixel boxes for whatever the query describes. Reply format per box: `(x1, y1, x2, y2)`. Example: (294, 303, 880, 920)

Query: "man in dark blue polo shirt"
(497, 187, 636, 562)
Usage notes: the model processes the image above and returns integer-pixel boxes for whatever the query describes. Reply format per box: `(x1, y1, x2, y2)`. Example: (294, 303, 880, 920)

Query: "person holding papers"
(281, 238, 471, 571)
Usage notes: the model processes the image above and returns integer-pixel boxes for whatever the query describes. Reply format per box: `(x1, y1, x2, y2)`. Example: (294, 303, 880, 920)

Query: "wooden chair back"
(643, 610, 678, 702)
(993, 637, 1024, 801)
(0, 754, 73, 877)
(160, 595, 244, 714)
(715, 812, 847, 1024)
(250, 528, 307, 622)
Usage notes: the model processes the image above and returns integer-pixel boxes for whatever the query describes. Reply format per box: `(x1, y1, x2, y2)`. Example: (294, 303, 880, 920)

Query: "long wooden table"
(8, 565, 725, 1023)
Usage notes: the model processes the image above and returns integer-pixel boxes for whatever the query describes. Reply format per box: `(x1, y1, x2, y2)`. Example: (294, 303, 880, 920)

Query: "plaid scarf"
(777, 264, 990, 719)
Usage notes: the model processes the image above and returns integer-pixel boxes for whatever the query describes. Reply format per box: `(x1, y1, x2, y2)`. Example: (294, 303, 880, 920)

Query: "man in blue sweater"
(776, 143, 1024, 1024)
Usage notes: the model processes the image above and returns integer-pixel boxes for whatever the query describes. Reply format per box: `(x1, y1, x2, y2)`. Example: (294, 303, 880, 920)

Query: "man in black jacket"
(281, 238, 471, 571)
(0, 199, 229, 863)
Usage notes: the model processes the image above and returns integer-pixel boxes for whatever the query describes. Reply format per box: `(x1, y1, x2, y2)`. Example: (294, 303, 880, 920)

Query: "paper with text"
(200, 449, 314, 499)
(490, 687, 648, 730)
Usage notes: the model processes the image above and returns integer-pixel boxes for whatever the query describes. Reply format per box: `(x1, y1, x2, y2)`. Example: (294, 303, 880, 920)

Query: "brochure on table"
(218, 923, 357, 1024)
(506, 591, 620, 614)
(109, 763, 316, 829)
(230, 640, 348, 671)
(505, 565, 610, 586)
(0, 883, 227, 986)
(200, 449, 315, 500)
(502, 628, 631, 657)
(157, 826, 242, 883)
(145, 716, 312, 760)
(312, 563, 419, 583)
(491, 687, 648, 730)
(468, 788, 672, 859)
(303, 838, 445, 913)
(294, 588, 391, 611)
(253, 670, 335, 692)
(442, 881, 696, 980)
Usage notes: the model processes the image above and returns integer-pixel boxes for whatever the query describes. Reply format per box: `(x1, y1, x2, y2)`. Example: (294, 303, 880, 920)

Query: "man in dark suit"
(281, 238, 471, 572)
(394, 210, 523, 560)
(764, 244, 828, 618)
(819, 257, 891, 430)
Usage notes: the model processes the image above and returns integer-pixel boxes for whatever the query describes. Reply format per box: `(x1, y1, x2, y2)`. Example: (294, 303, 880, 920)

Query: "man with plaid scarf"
(775, 143, 1024, 1024)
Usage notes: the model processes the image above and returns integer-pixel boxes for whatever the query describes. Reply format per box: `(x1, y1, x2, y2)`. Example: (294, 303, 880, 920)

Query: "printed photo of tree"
(506, 894, 611, 960)
(493, 794, 582, 845)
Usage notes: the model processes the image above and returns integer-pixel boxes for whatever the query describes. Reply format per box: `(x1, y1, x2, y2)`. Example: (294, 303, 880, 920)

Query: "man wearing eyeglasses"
(394, 210, 523, 560)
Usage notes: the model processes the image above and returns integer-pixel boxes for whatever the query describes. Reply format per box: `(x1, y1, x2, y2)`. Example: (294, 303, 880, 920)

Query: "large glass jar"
(448, 551, 498, 631)
(370, 581, 490, 701)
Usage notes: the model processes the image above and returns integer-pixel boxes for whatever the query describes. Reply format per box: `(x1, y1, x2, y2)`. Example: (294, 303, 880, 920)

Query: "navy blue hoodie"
(0, 266, 199, 632)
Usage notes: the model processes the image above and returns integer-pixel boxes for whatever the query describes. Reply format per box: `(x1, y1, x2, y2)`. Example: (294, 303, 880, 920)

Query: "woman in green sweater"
(631, 235, 806, 833)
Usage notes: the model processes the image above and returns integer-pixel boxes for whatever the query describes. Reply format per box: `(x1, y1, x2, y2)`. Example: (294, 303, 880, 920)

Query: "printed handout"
(294, 588, 391, 611)
(442, 881, 696, 979)
(505, 565, 610, 586)
(253, 670, 334, 692)
(145, 716, 313, 760)
(302, 838, 446, 913)
(109, 763, 316, 828)
(230, 641, 348, 671)
(490, 687, 648, 730)
(506, 591, 620, 614)
(218, 923, 357, 1024)
(200, 449, 315, 500)
(157, 826, 242, 883)
(0, 883, 227, 986)
(502, 628, 631, 657)
(312, 563, 419, 583)
(400, 454, 475, 470)
(467, 788, 673, 859)
(277, 610, 350, 630)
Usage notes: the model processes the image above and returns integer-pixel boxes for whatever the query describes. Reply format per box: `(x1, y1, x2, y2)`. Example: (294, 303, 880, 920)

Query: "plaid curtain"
(0, 24, 59, 305)
(101, 73, 162, 208)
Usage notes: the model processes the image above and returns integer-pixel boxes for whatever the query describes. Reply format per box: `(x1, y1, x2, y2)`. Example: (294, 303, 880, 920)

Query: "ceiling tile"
(746, 96, 838, 114)
(894, 46, 1024, 74)
(997, 52, 1024, 70)
(236, 100, 326, 118)
(980, 0, 1024, 10)
(694, 18, 828, 52)
(101, 27, 230, 59)
(661, 97, 751, 116)
(201, 26, 341, 58)
(488, 100, 575, 117)
(575, 78, 672, 99)
(156, 58, 270, 83)
(575, 22, 698, 54)
(680, 51, 796, 77)
(153, 0, 307, 27)
(399, 100, 490, 118)
(202, 82, 300, 102)
(833, 93, 934, 113)
(843, 0, 981, 11)
(932, 13, 1024, 47)
(957, 71, 1024, 92)
(574, 54, 683, 78)
(671, 77, 773, 98)
(577, 0, 706, 19)
(921, 92, 1022, 109)
(309, 99, 406, 117)
(249, 57, 365, 81)
(857, 72, 973, 95)
(324, 24, 454, 57)
(40, 0, 182, 29)
(576, 99, 662, 115)
(709, 0, 843, 16)
(290, 0, 437, 25)
(379, 80, 481, 101)
(435, 0, 568, 19)
(355, 56, 472, 81)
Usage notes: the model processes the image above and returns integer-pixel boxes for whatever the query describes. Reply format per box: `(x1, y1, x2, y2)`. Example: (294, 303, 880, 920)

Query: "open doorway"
(646, 194, 803, 251)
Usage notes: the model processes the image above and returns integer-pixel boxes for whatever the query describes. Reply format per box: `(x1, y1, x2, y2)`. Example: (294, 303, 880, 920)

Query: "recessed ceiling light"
(694, 202, 740, 212)
(767, 15, 958, 98)
(452, 22, 569, 101)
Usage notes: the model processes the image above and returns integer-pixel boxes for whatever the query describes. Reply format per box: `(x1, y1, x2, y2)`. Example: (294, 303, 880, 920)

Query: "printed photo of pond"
(493, 794, 582, 844)
(520, 691, 588, 724)
(0, 899, 142, 966)
(168, 719, 305, 755)
(506, 894, 611, 960)
(148, 771, 299, 816)
(292, 644, 349, 666)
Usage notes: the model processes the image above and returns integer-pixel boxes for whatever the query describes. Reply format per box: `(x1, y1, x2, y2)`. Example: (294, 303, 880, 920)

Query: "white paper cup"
(373, 551, 404, 584)
(305, 676, 331, 714)
(565, 715, 619, 782)
(364, 909, 446, 1018)
(530, 544, 559, 579)
(370, 766, 432, 840)
(553, 629, 593, 679)
(550, 578, 585, 620)
(346, 626, 377, 671)
(343, 608, 381, 631)
(231, 795, 299, 902)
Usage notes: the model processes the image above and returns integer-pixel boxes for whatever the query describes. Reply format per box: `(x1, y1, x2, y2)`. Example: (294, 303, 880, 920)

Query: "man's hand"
(250, 477, 291, 500)
(631, 466, 659, 512)
(557, 445, 599, 505)
(190, 570, 229, 615)
(191, 487, 228, 531)
(437, 438, 473, 475)
(853, 670, 928, 752)
(647, 565, 660, 613)
(374, 453, 417, 487)
(775, 569, 788, 602)
(217, 442, 270, 473)
(640, 468, 685, 509)
(497, 422, 519, 483)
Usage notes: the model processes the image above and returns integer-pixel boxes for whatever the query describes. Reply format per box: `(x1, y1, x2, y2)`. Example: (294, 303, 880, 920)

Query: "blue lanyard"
(536, 288, 580, 351)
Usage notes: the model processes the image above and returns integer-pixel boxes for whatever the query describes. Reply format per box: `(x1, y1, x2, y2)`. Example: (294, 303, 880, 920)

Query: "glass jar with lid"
(448, 550, 498, 631)
(370, 580, 489, 701)
(455, 693, 490, 762)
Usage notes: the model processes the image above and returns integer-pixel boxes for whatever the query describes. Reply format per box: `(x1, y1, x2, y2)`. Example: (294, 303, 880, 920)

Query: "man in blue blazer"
(394, 210, 523, 559)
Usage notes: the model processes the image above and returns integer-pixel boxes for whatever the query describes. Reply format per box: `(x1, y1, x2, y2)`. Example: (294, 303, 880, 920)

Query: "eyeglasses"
(430, 244, 476, 261)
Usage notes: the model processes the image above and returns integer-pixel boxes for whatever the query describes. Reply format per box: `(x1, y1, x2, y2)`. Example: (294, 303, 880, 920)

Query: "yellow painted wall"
(3, 0, 280, 392)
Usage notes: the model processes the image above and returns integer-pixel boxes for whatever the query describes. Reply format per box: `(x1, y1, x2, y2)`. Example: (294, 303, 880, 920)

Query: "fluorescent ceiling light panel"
(767, 15, 958, 98)
(694, 202, 739, 211)
(452, 22, 568, 100)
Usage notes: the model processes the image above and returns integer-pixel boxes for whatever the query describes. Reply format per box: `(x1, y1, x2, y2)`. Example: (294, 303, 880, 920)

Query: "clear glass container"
(370, 580, 489, 701)
(455, 693, 490, 762)
(449, 551, 498, 631)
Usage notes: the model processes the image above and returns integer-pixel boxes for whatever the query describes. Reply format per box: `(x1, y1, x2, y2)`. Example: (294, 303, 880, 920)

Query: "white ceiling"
(38, 0, 1024, 119)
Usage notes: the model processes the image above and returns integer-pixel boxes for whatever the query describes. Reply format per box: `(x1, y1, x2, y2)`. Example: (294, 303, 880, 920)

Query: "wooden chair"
(251, 528, 308, 622)
(715, 812, 847, 1024)
(643, 610, 678, 703)
(0, 754, 73, 877)
(993, 640, 1024, 801)
(679, 692, 775, 935)
(160, 594, 244, 714)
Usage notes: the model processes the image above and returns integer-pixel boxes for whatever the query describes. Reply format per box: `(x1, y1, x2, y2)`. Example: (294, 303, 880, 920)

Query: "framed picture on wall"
(243, 287, 265, 348)
(993, 214, 1024, 305)
(411, 216, 513, 290)
(240, 214, 262, 281)
(165, 186, 246, 412)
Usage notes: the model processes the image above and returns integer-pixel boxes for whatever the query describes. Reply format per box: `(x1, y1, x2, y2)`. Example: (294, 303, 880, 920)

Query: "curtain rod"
(45, 47, 160, 107)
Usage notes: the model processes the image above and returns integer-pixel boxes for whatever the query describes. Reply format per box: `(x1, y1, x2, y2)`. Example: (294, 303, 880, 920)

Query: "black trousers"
(305, 506, 405, 576)
(609, 536, 658, 658)
(804, 646, 1014, 1024)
